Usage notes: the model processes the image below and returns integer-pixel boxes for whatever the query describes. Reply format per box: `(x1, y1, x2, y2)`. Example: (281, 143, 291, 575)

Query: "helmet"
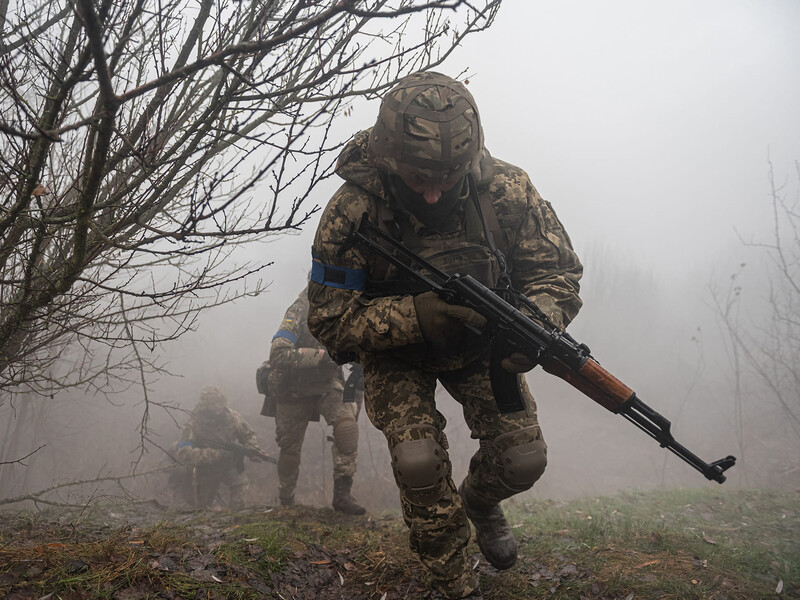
(194, 386, 228, 418)
(367, 71, 484, 185)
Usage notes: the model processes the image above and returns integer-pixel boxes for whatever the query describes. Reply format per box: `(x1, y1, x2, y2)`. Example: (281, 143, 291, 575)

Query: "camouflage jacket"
(270, 287, 343, 399)
(308, 129, 583, 367)
(175, 408, 261, 468)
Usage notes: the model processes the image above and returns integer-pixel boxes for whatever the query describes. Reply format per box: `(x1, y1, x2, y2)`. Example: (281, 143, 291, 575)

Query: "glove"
(413, 291, 487, 345)
(500, 352, 537, 373)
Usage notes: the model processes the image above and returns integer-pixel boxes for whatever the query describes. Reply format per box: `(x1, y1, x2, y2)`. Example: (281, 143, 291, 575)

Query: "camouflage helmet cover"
(367, 71, 484, 185)
(194, 386, 228, 416)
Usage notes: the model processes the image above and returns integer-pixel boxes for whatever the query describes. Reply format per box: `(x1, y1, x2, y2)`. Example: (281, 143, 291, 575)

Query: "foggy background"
(2, 0, 799, 510)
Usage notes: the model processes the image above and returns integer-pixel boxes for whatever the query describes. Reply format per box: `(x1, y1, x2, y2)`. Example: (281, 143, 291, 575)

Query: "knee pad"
(389, 426, 449, 507)
(493, 427, 547, 491)
(333, 417, 359, 455)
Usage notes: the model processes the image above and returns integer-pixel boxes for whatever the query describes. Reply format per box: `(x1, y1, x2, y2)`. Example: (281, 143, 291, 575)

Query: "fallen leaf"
(776, 579, 784, 594)
(211, 574, 223, 582)
(310, 560, 331, 565)
(702, 532, 718, 544)
(634, 560, 659, 569)
(243, 537, 258, 542)
(339, 572, 344, 585)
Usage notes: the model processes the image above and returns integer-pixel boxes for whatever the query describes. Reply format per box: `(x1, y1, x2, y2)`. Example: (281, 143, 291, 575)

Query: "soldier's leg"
(222, 469, 250, 511)
(440, 359, 545, 570)
(319, 381, 364, 513)
(195, 467, 222, 508)
(275, 400, 312, 505)
(361, 353, 477, 600)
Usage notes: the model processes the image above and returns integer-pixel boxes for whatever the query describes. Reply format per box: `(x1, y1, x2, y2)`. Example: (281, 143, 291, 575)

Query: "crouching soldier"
(175, 386, 267, 510)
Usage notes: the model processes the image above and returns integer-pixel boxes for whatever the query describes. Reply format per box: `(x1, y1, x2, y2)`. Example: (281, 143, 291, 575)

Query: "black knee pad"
(389, 425, 449, 506)
(493, 427, 547, 491)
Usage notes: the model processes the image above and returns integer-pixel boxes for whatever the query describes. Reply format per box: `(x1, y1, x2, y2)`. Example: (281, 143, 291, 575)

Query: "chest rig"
(365, 174, 509, 298)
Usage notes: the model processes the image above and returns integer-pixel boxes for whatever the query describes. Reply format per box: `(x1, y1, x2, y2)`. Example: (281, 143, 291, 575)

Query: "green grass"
(216, 520, 295, 580)
(499, 487, 799, 599)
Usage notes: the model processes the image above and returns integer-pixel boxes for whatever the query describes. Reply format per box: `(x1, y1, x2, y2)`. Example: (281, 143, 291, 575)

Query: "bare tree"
(0, 0, 501, 403)
(711, 159, 800, 481)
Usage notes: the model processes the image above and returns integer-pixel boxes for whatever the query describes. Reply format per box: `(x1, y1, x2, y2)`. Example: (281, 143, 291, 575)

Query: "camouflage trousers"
(275, 385, 359, 502)
(361, 350, 544, 599)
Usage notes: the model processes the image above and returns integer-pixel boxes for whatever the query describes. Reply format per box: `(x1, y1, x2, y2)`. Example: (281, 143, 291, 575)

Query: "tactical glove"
(500, 352, 537, 373)
(413, 291, 487, 345)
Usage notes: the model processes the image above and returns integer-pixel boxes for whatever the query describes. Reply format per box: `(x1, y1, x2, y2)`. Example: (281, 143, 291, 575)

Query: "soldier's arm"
(235, 414, 262, 453)
(175, 425, 223, 465)
(307, 186, 424, 355)
(269, 297, 331, 369)
(503, 171, 583, 329)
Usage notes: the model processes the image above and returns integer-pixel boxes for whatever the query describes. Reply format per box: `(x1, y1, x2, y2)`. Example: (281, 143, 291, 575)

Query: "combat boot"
(459, 481, 517, 570)
(332, 476, 366, 515)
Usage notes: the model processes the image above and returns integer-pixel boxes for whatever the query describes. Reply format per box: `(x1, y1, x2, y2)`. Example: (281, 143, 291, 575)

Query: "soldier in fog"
(268, 285, 365, 514)
(172, 386, 267, 510)
(307, 71, 582, 598)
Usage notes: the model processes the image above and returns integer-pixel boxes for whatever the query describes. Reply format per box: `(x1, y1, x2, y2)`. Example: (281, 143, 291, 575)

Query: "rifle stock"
(347, 214, 736, 484)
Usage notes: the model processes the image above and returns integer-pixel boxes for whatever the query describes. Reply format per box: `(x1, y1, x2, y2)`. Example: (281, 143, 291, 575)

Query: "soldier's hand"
(413, 291, 487, 344)
(501, 352, 537, 373)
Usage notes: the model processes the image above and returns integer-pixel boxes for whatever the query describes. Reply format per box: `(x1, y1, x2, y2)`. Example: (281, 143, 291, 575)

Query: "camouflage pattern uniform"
(307, 72, 582, 599)
(270, 286, 362, 512)
(175, 386, 263, 510)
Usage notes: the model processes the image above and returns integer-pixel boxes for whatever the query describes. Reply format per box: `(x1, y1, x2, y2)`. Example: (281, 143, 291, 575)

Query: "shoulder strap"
(468, 174, 509, 280)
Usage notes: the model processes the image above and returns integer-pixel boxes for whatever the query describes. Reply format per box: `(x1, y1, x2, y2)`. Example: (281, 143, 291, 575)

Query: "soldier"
(269, 285, 365, 515)
(307, 72, 582, 598)
(174, 386, 267, 510)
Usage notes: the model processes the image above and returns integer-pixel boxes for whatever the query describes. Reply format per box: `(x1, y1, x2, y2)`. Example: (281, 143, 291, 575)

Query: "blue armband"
(272, 329, 298, 344)
(311, 254, 366, 290)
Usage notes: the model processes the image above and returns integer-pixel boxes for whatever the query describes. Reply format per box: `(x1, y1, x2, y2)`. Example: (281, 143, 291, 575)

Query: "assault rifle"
(195, 437, 277, 466)
(346, 215, 736, 484)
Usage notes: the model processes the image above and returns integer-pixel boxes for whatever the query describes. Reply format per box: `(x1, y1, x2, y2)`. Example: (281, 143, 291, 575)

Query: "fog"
(2, 0, 799, 509)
